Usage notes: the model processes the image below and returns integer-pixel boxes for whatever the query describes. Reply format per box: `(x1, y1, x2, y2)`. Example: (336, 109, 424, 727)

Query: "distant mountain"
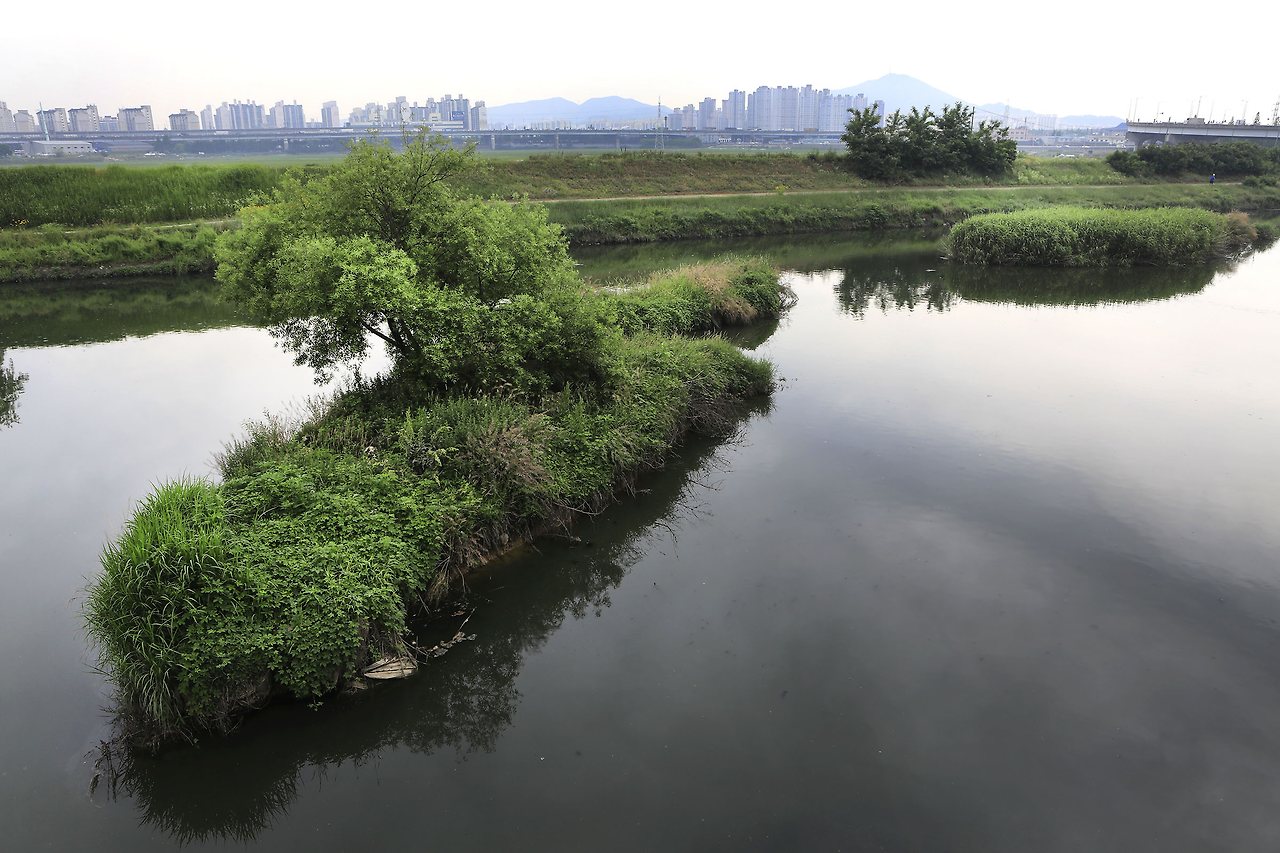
(837, 73, 1122, 129)
(1059, 116, 1127, 130)
(835, 73, 963, 115)
(487, 96, 668, 128)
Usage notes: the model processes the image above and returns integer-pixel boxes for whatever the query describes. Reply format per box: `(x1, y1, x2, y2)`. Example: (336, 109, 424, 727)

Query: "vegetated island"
(947, 206, 1266, 267)
(84, 133, 794, 741)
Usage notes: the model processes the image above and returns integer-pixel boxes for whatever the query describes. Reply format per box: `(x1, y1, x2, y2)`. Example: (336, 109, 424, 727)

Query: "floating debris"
(363, 656, 418, 680)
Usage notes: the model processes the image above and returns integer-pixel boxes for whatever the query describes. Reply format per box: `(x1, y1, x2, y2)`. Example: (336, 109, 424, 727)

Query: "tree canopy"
(1107, 142, 1280, 178)
(215, 132, 611, 392)
(841, 103, 1017, 180)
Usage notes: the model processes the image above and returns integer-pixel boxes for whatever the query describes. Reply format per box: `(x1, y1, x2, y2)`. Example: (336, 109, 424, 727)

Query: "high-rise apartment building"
(68, 105, 100, 133)
(469, 101, 488, 131)
(722, 90, 746, 130)
(215, 101, 265, 130)
(321, 101, 341, 128)
(14, 110, 38, 134)
(200, 105, 215, 130)
(269, 101, 306, 129)
(169, 109, 201, 131)
(98, 115, 119, 132)
(0, 102, 14, 133)
(697, 97, 717, 131)
(118, 105, 154, 132)
(37, 107, 69, 135)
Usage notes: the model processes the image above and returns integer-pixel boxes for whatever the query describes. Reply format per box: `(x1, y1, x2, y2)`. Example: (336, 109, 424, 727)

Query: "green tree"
(215, 131, 612, 392)
(841, 106, 898, 179)
(843, 101, 1015, 179)
(966, 117, 1018, 176)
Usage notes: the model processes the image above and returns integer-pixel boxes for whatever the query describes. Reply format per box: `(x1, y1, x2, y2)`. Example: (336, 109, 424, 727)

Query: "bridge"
(0, 127, 850, 155)
(1127, 120, 1280, 148)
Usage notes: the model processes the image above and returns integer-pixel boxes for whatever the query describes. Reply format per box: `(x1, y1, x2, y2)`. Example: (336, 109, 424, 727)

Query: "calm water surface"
(2, 237, 1279, 851)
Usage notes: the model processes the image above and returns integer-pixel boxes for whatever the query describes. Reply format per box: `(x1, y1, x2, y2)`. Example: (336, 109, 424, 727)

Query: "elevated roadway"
(1127, 121, 1280, 148)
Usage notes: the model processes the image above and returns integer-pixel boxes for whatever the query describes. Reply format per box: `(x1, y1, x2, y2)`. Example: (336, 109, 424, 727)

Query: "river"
(2, 234, 1279, 851)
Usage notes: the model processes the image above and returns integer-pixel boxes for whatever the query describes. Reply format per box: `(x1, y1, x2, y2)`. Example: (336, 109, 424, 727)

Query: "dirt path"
(536, 181, 1240, 204)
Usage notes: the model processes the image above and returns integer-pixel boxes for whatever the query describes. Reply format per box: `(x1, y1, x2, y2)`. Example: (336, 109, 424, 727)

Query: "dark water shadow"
(90, 400, 772, 845)
(0, 275, 243, 348)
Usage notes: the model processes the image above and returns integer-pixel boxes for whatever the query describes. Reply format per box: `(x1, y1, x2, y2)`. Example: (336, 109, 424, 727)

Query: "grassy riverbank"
(0, 154, 1167, 230)
(85, 259, 788, 738)
(6, 183, 1277, 283)
(551, 183, 1280, 244)
(947, 207, 1258, 266)
(0, 223, 224, 281)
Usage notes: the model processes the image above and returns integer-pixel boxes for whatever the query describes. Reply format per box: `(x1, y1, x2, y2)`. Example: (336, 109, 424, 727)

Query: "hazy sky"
(4, 1, 1276, 123)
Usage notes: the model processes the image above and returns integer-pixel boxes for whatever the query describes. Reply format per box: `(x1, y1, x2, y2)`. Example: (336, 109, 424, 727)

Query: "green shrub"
(948, 206, 1259, 266)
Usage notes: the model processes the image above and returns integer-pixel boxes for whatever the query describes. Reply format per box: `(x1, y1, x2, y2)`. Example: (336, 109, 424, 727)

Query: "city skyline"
(3, 0, 1276, 125)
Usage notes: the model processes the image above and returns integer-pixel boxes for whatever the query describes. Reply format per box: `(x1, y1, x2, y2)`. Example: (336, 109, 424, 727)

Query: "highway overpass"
(1127, 121, 1280, 148)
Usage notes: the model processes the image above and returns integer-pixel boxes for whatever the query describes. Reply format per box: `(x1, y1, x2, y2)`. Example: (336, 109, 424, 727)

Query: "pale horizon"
(4, 0, 1276, 125)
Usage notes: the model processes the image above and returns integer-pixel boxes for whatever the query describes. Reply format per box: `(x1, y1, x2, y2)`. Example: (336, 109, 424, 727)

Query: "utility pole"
(656, 97, 664, 151)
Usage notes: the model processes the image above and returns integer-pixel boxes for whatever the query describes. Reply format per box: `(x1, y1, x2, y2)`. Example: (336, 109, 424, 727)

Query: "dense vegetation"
(0, 164, 285, 228)
(841, 103, 1018, 180)
(947, 206, 1258, 266)
(1107, 142, 1280, 178)
(84, 134, 790, 739)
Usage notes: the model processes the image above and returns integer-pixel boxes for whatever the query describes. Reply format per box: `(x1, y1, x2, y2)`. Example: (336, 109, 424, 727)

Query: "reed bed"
(947, 206, 1258, 266)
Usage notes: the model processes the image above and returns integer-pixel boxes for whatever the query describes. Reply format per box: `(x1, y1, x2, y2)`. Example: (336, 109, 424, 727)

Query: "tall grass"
(609, 257, 795, 334)
(947, 207, 1258, 266)
(86, 480, 231, 736)
(0, 164, 286, 227)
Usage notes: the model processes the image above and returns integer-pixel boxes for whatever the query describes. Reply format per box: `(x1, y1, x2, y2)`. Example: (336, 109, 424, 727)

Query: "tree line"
(1107, 142, 1280, 178)
(841, 103, 1017, 180)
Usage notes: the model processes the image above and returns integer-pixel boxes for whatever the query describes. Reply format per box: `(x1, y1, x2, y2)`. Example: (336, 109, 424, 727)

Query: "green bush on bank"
(947, 206, 1258, 266)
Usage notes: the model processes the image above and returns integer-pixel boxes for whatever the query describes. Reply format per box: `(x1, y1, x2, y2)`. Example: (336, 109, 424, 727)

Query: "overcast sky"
(4, 0, 1276, 123)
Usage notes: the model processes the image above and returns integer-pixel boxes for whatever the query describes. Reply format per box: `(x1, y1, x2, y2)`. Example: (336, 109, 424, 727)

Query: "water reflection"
(833, 254, 1224, 317)
(574, 232, 946, 284)
(92, 416, 763, 844)
(0, 348, 27, 429)
(0, 276, 241, 348)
